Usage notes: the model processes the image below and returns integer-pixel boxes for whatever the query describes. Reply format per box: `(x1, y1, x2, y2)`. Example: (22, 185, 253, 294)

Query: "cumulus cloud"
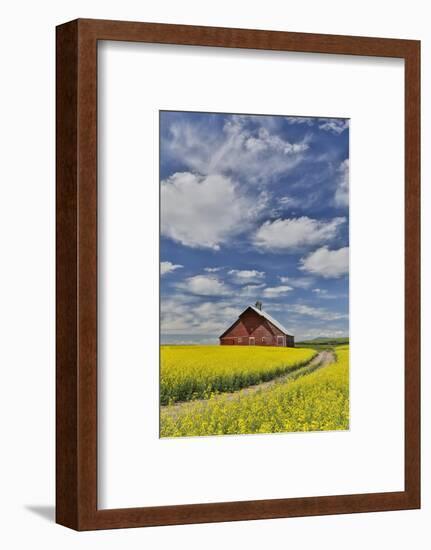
(278, 195, 296, 206)
(176, 275, 230, 296)
(239, 283, 266, 297)
(335, 159, 349, 207)
(217, 118, 310, 183)
(311, 288, 346, 300)
(244, 127, 308, 156)
(228, 269, 265, 284)
(299, 246, 349, 278)
(286, 117, 315, 126)
(291, 304, 348, 321)
(160, 261, 183, 276)
(318, 119, 349, 135)
(163, 114, 309, 185)
(161, 172, 262, 250)
(254, 216, 346, 251)
(204, 267, 224, 273)
(279, 275, 314, 289)
(161, 296, 239, 336)
(263, 285, 293, 298)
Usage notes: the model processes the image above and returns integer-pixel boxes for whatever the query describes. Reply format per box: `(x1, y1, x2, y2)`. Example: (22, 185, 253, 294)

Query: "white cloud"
(222, 117, 310, 175)
(291, 277, 314, 289)
(278, 195, 296, 206)
(335, 159, 349, 207)
(161, 172, 261, 250)
(160, 261, 183, 276)
(318, 119, 349, 135)
(176, 275, 230, 296)
(279, 276, 314, 289)
(299, 246, 349, 278)
(164, 115, 309, 185)
(239, 284, 266, 297)
(161, 296, 241, 337)
(263, 285, 293, 298)
(254, 216, 346, 250)
(204, 267, 224, 273)
(286, 117, 315, 126)
(228, 269, 265, 284)
(311, 288, 347, 300)
(244, 127, 309, 156)
(291, 304, 347, 321)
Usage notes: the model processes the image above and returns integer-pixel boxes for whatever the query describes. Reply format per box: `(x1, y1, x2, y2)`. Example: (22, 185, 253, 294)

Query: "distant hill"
(296, 337, 349, 349)
(298, 337, 349, 344)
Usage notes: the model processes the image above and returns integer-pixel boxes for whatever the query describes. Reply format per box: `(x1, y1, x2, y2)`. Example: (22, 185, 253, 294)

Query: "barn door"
(277, 335, 285, 346)
(249, 337, 255, 345)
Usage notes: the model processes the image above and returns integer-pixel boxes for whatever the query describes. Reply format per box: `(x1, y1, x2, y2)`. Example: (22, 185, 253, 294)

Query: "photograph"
(159, 110, 350, 438)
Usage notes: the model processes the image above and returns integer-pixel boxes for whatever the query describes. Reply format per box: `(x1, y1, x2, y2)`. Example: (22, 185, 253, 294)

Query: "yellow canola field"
(161, 346, 349, 437)
(160, 345, 316, 405)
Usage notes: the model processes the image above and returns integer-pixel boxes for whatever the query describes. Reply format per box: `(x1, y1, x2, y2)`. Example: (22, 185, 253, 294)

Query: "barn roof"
(247, 305, 293, 336)
(219, 304, 293, 338)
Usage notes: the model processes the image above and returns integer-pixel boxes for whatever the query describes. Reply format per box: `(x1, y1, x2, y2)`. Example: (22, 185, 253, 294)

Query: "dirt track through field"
(161, 350, 336, 418)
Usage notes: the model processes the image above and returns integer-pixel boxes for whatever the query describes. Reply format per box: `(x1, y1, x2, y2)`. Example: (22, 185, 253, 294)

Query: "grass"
(160, 345, 316, 405)
(160, 346, 349, 437)
(296, 337, 349, 351)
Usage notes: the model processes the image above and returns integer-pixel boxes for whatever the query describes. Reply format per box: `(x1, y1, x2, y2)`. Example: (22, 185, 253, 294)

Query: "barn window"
(238, 337, 242, 343)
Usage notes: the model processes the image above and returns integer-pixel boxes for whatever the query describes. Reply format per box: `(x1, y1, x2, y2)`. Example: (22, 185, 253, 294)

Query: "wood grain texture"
(56, 20, 79, 529)
(403, 42, 421, 508)
(56, 18, 421, 531)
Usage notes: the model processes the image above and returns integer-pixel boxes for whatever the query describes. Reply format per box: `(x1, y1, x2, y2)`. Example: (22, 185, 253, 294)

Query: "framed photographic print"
(158, 109, 350, 438)
(56, 19, 420, 530)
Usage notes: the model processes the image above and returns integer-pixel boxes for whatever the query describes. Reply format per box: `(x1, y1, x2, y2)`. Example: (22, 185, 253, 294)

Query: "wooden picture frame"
(56, 18, 420, 530)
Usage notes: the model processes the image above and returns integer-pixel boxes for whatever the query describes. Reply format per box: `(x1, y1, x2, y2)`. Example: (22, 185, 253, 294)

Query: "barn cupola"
(255, 301, 262, 311)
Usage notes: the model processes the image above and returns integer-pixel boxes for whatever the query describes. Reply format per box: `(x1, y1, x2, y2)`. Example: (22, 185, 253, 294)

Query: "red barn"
(219, 302, 294, 347)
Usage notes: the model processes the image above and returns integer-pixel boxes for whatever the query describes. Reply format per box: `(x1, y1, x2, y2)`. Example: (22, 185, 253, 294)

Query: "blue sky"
(160, 111, 349, 343)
